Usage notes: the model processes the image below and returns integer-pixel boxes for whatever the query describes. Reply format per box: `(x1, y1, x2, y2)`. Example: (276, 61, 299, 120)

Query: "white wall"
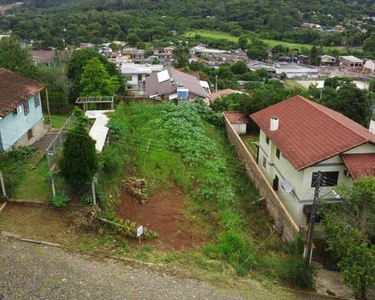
(256, 130, 375, 225)
(232, 123, 247, 134)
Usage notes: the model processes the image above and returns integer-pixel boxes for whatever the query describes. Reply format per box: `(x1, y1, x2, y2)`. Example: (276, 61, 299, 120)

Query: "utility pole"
(304, 171, 322, 267)
(45, 88, 52, 125)
(215, 75, 218, 92)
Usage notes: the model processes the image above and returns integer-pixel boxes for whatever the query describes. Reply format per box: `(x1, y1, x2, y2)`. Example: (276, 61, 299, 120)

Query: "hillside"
(0, 0, 373, 48)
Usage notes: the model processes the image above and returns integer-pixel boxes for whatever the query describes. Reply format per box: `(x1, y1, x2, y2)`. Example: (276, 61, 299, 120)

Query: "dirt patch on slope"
(116, 187, 206, 250)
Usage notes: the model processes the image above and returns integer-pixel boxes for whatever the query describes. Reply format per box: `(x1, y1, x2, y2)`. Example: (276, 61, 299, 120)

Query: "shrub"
(280, 258, 315, 290)
(51, 191, 69, 208)
(80, 192, 93, 205)
(60, 123, 98, 186)
(205, 230, 257, 276)
(103, 146, 126, 176)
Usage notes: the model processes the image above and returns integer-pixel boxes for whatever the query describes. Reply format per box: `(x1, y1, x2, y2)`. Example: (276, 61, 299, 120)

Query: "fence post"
(51, 172, 56, 197)
(0, 171, 7, 198)
(92, 179, 97, 206)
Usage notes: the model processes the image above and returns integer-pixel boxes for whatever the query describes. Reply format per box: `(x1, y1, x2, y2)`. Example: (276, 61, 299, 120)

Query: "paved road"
(0, 237, 248, 300)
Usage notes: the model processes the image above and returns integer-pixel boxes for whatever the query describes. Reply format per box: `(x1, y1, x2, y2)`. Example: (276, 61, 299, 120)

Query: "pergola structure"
(76, 96, 115, 111)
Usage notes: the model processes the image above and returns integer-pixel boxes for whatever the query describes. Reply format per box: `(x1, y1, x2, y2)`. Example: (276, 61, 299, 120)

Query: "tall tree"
(173, 46, 190, 68)
(247, 39, 268, 61)
(60, 120, 98, 186)
(363, 33, 375, 53)
(237, 35, 248, 50)
(68, 49, 121, 102)
(80, 57, 120, 96)
(322, 177, 375, 300)
(309, 45, 320, 66)
(321, 84, 371, 126)
(0, 37, 37, 77)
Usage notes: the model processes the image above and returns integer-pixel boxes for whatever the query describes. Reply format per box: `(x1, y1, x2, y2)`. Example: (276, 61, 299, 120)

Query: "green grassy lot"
(45, 114, 70, 129)
(185, 29, 349, 52)
(285, 79, 307, 90)
(100, 102, 313, 287)
(241, 134, 260, 155)
(14, 157, 50, 201)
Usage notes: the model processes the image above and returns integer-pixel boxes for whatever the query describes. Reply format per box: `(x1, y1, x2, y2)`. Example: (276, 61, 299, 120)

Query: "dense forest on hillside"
(0, 0, 374, 48)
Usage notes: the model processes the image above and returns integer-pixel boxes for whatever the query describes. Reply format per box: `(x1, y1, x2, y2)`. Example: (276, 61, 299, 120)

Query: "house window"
(276, 148, 281, 159)
(266, 136, 269, 144)
(311, 171, 339, 187)
(23, 100, 30, 115)
(34, 93, 40, 108)
(262, 157, 267, 169)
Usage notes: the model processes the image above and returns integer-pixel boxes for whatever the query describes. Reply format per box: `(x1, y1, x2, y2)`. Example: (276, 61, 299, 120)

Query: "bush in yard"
(205, 230, 257, 276)
(80, 192, 93, 205)
(280, 257, 315, 290)
(72, 107, 89, 126)
(60, 123, 98, 186)
(51, 191, 69, 208)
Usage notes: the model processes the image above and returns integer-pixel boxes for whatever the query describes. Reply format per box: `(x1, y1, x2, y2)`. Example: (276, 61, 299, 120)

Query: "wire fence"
(46, 112, 74, 171)
(0, 109, 109, 206)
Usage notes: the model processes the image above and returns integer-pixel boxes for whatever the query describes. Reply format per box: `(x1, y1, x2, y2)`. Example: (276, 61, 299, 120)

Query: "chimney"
(270, 116, 279, 131)
(370, 115, 375, 135)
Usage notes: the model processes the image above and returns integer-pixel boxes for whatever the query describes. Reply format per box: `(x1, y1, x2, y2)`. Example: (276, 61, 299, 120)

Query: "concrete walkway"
(85, 110, 114, 152)
(33, 133, 57, 153)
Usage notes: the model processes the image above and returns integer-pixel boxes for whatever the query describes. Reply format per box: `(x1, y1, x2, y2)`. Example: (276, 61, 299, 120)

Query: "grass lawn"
(184, 29, 350, 52)
(46, 114, 70, 129)
(241, 134, 259, 156)
(14, 157, 50, 201)
(285, 79, 307, 90)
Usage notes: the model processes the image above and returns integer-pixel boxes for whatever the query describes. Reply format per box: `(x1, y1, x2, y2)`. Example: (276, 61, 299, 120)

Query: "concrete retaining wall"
(225, 117, 300, 241)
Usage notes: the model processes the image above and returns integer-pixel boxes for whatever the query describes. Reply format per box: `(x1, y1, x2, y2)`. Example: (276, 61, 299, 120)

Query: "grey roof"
(145, 68, 209, 98)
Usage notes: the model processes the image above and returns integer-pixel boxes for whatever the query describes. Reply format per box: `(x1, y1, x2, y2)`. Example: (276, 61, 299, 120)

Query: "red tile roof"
(0, 69, 44, 117)
(209, 89, 244, 102)
(224, 111, 249, 124)
(342, 153, 375, 180)
(250, 95, 375, 170)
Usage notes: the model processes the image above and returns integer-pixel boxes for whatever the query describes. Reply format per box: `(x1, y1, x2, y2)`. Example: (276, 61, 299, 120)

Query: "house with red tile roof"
(250, 95, 375, 225)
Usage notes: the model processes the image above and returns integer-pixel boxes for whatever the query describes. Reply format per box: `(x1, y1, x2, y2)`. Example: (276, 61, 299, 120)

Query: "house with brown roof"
(0, 69, 45, 151)
(251, 95, 375, 225)
(31, 50, 56, 66)
(145, 68, 210, 101)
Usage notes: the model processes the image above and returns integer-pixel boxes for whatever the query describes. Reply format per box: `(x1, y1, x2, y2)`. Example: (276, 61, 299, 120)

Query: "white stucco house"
(251, 95, 375, 225)
(121, 63, 164, 91)
(224, 111, 248, 134)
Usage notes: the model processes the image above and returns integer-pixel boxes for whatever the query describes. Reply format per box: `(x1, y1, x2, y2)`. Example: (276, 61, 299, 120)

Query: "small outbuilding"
(224, 111, 248, 134)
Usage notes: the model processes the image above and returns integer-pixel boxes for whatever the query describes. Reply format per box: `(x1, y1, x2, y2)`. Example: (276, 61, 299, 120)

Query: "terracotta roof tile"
(209, 89, 244, 102)
(224, 111, 249, 124)
(0, 69, 44, 117)
(341, 153, 375, 180)
(250, 95, 375, 170)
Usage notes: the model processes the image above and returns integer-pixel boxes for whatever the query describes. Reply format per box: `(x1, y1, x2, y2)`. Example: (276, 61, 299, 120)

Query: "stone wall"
(225, 117, 300, 241)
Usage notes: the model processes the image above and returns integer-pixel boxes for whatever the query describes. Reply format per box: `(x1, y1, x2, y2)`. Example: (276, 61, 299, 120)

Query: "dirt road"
(0, 236, 345, 300)
(0, 237, 249, 300)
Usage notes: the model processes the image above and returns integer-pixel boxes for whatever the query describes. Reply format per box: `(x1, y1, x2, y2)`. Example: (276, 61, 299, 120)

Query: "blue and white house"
(0, 69, 45, 152)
